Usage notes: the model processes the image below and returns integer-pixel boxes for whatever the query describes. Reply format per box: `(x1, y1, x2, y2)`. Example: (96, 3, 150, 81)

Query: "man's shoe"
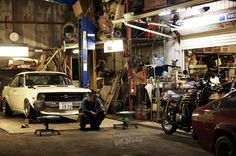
(91, 125, 100, 130)
(80, 127, 86, 131)
(93, 126, 100, 130)
(80, 124, 86, 131)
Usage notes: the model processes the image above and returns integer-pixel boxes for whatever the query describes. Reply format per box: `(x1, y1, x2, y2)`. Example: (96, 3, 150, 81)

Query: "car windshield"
(215, 90, 236, 109)
(25, 73, 72, 86)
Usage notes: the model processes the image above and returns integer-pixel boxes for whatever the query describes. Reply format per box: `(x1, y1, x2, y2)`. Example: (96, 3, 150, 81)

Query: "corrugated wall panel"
(181, 32, 236, 49)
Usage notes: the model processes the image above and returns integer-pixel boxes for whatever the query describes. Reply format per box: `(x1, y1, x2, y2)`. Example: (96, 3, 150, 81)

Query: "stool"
(113, 111, 138, 129)
(34, 116, 61, 136)
(33, 100, 61, 136)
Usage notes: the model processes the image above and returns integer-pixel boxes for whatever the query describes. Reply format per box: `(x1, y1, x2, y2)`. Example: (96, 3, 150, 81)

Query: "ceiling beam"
(112, 0, 218, 24)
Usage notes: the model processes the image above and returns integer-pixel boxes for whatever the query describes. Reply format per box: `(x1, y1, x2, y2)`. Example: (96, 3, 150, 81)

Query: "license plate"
(59, 102, 73, 110)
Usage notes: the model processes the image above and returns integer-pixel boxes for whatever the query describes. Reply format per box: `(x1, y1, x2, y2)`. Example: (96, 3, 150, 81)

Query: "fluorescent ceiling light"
(73, 49, 79, 54)
(180, 13, 223, 29)
(104, 39, 124, 53)
(0, 46, 29, 57)
(159, 11, 171, 16)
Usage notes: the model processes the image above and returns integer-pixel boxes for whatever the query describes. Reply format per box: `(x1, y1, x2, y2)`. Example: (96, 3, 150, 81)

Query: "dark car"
(220, 80, 236, 94)
(192, 90, 236, 156)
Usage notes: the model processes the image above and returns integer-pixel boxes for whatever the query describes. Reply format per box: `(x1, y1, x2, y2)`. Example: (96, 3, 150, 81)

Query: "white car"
(2, 71, 90, 119)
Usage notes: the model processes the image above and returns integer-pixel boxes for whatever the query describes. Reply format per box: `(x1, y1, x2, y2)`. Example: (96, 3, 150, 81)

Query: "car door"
(7, 76, 19, 110)
(216, 91, 236, 128)
(199, 87, 236, 151)
(203, 92, 236, 133)
(9, 75, 25, 111)
(199, 100, 219, 146)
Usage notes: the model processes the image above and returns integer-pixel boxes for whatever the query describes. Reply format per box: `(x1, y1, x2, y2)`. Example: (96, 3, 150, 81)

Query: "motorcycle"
(160, 80, 213, 135)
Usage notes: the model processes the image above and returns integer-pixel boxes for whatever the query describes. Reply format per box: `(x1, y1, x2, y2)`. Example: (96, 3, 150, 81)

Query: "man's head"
(88, 90, 99, 102)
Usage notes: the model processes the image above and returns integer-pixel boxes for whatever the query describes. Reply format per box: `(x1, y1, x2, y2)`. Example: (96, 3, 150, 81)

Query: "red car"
(192, 90, 236, 156)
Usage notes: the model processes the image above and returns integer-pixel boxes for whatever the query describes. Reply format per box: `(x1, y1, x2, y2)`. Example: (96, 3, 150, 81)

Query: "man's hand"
(90, 111, 97, 118)
(96, 108, 105, 113)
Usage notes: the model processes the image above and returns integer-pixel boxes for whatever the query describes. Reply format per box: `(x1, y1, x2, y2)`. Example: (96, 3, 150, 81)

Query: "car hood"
(30, 86, 91, 93)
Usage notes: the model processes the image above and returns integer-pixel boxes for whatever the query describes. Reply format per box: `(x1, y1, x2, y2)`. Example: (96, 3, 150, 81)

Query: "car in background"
(2, 71, 90, 119)
(220, 79, 236, 95)
(192, 90, 236, 156)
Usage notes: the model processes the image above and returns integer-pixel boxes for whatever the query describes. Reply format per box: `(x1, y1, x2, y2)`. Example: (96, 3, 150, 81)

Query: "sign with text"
(104, 40, 124, 53)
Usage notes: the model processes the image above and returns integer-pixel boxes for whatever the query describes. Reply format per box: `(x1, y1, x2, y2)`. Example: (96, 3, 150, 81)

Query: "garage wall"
(132, 41, 164, 66)
(165, 38, 183, 69)
(0, 0, 75, 49)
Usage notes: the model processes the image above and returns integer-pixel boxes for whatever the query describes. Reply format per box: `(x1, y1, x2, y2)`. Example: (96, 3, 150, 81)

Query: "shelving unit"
(219, 66, 236, 69)
(187, 52, 236, 80)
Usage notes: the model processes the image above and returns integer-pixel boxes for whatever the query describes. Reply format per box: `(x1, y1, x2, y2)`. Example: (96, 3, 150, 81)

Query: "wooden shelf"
(219, 66, 236, 69)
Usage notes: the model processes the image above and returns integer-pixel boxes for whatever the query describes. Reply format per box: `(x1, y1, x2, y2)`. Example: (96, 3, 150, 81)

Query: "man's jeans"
(79, 111, 106, 129)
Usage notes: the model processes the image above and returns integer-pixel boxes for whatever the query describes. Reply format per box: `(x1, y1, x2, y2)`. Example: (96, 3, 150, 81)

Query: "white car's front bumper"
(40, 110, 79, 116)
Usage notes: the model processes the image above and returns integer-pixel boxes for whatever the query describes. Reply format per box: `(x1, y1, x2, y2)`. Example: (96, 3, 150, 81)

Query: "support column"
(81, 16, 88, 87)
(126, 0, 133, 111)
(89, 50, 97, 91)
(79, 16, 96, 88)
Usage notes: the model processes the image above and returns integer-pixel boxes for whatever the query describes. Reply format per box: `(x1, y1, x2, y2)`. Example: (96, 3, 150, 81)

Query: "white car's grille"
(42, 92, 85, 102)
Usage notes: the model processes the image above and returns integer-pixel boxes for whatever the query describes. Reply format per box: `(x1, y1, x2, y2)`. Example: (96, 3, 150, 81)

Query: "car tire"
(215, 136, 236, 156)
(24, 99, 36, 119)
(2, 99, 13, 116)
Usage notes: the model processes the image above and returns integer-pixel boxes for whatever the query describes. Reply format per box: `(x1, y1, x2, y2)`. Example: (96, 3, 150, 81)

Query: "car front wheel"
(2, 99, 13, 116)
(24, 99, 36, 119)
(215, 136, 236, 156)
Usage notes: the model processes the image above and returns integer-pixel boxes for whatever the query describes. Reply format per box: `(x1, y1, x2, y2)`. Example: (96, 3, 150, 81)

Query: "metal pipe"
(124, 22, 172, 38)
(148, 22, 170, 28)
(148, 22, 179, 34)
(125, 0, 133, 111)
(43, 49, 61, 71)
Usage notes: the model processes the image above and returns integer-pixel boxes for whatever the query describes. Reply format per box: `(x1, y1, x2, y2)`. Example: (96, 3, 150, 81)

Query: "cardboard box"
(72, 0, 89, 17)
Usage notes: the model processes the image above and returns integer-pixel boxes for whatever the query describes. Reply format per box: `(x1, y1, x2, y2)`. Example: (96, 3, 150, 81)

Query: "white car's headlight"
(37, 93, 45, 101)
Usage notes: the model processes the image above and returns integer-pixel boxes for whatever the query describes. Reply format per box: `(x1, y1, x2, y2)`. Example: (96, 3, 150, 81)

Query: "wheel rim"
(163, 118, 173, 130)
(218, 142, 233, 156)
(2, 100, 6, 114)
(24, 102, 30, 117)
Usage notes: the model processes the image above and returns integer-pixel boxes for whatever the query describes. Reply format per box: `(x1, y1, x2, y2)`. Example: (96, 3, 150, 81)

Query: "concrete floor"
(0, 114, 213, 156)
(0, 113, 123, 134)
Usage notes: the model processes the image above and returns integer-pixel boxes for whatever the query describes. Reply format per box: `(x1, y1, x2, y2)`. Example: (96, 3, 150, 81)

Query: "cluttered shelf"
(219, 66, 236, 69)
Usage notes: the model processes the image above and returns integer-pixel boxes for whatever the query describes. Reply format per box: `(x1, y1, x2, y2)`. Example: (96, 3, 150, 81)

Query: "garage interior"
(0, 0, 236, 156)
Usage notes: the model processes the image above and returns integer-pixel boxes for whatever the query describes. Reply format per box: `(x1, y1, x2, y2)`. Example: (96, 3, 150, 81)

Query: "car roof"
(17, 71, 67, 75)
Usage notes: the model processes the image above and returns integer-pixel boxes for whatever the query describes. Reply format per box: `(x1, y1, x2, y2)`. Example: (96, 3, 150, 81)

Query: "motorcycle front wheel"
(160, 113, 177, 135)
